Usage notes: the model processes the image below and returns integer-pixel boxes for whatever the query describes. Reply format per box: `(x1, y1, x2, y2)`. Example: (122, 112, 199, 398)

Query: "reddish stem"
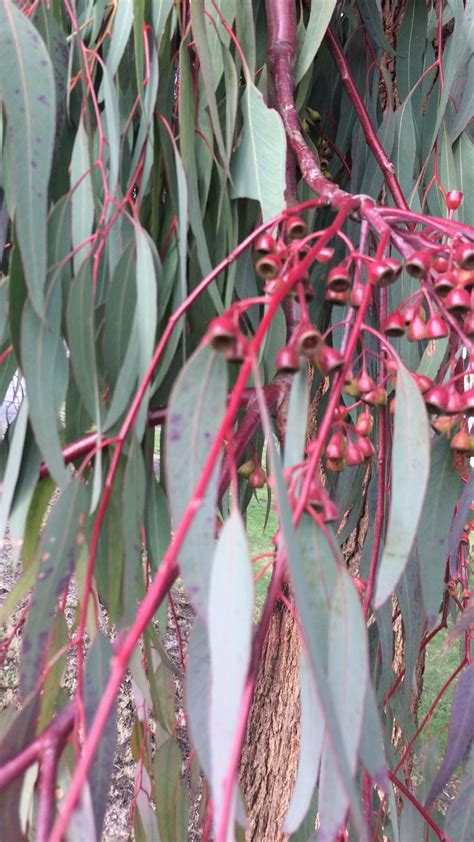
(388, 771, 449, 841)
(324, 29, 409, 211)
(394, 658, 467, 776)
(384, 619, 448, 706)
(0, 344, 13, 366)
(0, 704, 74, 791)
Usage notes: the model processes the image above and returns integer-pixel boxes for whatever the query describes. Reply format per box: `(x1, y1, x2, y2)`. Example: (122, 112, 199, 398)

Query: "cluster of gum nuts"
(207, 195, 474, 487)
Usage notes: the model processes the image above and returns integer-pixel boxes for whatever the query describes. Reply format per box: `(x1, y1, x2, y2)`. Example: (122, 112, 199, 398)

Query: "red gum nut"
(450, 429, 471, 452)
(285, 215, 307, 240)
(413, 373, 435, 394)
(296, 324, 322, 357)
(433, 255, 449, 273)
(446, 388, 465, 416)
(368, 258, 401, 287)
(255, 233, 277, 254)
(327, 265, 352, 292)
(424, 385, 450, 414)
(407, 315, 428, 342)
(462, 387, 474, 415)
(426, 315, 449, 339)
(382, 311, 406, 336)
(357, 371, 376, 393)
(256, 253, 281, 279)
(402, 304, 417, 325)
(405, 251, 432, 278)
(431, 415, 454, 435)
(457, 269, 474, 292)
(275, 345, 300, 374)
(361, 387, 387, 407)
(355, 413, 373, 436)
(445, 287, 471, 317)
(326, 457, 345, 472)
(350, 284, 365, 308)
(345, 441, 364, 466)
(248, 466, 266, 488)
(357, 436, 375, 459)
(326, 432, 347, 460)
(463, 311, 474, 339)
(207, 314, 238, 353)
(434, 271, 456, 297)
(345, 379, 361, 397)
(446, 190, 463, 211)
(313, 344, 344, 375)
(325, 288, 351, 306)
(315, 246, 334, 265)
(454, 242, 474, 270)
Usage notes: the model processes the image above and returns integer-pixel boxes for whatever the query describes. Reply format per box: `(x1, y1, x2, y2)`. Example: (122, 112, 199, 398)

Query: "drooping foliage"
(0, 1, 473, 840)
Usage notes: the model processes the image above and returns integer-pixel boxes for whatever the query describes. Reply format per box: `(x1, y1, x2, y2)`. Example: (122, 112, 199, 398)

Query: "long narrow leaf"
(0, 1, 56, 315)
(374, 362, 430, 608)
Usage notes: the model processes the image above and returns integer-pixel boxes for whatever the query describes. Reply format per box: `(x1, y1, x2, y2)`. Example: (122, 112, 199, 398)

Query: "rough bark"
(240, 593, 301, 842)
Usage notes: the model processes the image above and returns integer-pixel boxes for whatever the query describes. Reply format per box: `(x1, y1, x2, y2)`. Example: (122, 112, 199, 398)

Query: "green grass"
(245, 493, 277, 613)
(418, 628, 462, 754)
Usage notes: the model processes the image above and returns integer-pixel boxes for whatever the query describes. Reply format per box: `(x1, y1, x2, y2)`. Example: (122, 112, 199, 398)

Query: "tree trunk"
(240, 591, 300, 842)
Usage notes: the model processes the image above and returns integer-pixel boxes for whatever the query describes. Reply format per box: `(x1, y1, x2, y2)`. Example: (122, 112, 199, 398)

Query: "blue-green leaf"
(374, 362, 430, 608)
(416, 437, 462, 627)
(0, 1, 56, 315)
(186, 617, 212, 779)
(145, 476, 171, 574)
(152, 0, 174, 45)
(21, 298, 68, 486)
(296, 0, 337, 82)
(357, 0, 394, 53)
(20, 477, 88, 697)
(284, 362, 309, 470)
(283, 651, 324, 834)
(359, 682, 388, 787)
(67, 259, 101, 423)
(153, 739, 189, 842)
(319, 565, 369, 840)
(84, 633, 117, 841)
(135, 227, 159, 381)
(209, 510, 254, 836)
(393, 99, 417, 200)
(70, 115, 94, 271)
(231, 81, 287, 222)
(121, 435, 146, 625)
(397, 0, 427, 101)
(454, 132, 474, 227)
(0, 397, 29, 543)
(165, 345, 227, 618)
(103, 0, 133, 80)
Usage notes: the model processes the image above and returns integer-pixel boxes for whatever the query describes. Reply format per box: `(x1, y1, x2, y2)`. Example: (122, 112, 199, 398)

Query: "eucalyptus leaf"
(0, 1, 56, 315)
(165, 345, 227, 618)
(374, 362, 430, 608)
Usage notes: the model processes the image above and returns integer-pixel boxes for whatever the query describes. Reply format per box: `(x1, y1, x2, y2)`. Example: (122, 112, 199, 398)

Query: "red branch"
(388, 772, 449, 841)
(324, 28, 409, 211)
(0, 704, 74, 791)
